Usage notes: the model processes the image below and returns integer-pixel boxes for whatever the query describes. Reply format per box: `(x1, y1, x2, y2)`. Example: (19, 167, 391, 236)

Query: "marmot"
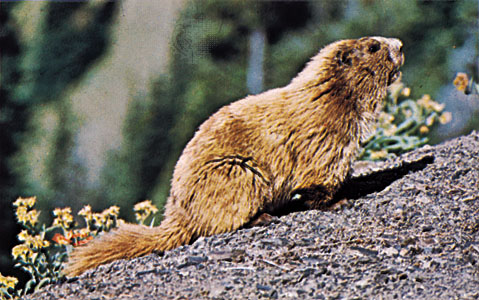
(65, 36, 404, 276)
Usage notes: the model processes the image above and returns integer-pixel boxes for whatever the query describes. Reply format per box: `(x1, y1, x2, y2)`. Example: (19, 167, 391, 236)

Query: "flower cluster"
(134, 200, 159, 225)
(1, 196, 158, 299)
(93, 205, 121, 230)
(11, 198, 50, 266)
(454, 72, 469, 92)
(51, 204, 121, 250)
(361, 81, 451, 160)
(52, 207, 73, 229)
(0, 274, 18, 298)
(2, 197, 56, 298)
(13, 197, 40, 228)
(453, 72, 479, 95)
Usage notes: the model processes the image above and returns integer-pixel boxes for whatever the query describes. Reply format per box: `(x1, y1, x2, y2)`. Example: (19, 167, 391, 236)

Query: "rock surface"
(24, 132, 479, 300)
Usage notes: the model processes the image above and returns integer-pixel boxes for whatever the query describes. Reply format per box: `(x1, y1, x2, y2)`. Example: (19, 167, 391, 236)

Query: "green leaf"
(24, 279, 37, 294)
(149, 217, 156, 227)
(0, 287, 14, 299)
(35, 277, 51, 292)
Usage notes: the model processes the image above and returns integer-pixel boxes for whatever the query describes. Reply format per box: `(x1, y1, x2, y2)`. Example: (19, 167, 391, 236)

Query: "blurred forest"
(0, 0, 478, 281)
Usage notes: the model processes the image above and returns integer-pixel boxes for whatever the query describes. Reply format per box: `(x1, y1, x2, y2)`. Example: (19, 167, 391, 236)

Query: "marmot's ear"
(335, 50, 353, 66)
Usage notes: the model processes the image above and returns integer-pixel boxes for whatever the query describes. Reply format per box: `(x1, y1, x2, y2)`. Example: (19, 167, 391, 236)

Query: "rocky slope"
(24, 132, 479, 299)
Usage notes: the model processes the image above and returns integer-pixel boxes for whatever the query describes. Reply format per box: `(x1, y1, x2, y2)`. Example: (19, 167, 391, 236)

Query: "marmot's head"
(292, 36, 404, 92)
(289, 37, 404, 140)
(353, 36, 404, 86)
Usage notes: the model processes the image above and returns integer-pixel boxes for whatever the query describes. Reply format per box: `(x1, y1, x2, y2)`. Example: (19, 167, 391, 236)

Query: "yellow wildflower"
(0, 273, 18, 289)
(453, 72, 469, 92)
(102, 206, 120, 218)
(134, 200, 159, 224)
(13, 196, 36, 208)
(419, 125, 429, 134)
(439, 112, 452, 124)
(134, 200, 159, 214)
(105, 219, 115, 229)
(92, 212, 107, 227)
(370, 150, 388, 160)
(19, 232, 50, 249)
(12, 244, 31, 261)
(78, 205, 93, 222)
(53, 207, 72, 216)
(15, 206, 40, 227)
(135, 212, 146, 224)
(13, 198, 24, 207)
(53, 207, 73, 228)
(26, 209, 40, 226)
(30, 234, 50, 249)
(379, 112, 395, 125)
(417, 94, 444, 112)
(401, 87, 411, 97)
(101, 212, 116, 229)
(417, 94, 431, 105)
(15, 206, 28, 224)
(17, 230, 31, 242)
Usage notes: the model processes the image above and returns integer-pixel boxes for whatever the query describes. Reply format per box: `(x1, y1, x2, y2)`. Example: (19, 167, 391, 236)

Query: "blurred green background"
(1, 0, 478, 281)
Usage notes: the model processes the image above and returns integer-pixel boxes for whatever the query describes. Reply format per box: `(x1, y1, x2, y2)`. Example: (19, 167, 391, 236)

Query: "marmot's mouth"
(388, 69, 401, 86)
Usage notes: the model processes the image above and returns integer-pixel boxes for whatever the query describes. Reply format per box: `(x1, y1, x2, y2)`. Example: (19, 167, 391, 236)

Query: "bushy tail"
(64, 220, 192, 276)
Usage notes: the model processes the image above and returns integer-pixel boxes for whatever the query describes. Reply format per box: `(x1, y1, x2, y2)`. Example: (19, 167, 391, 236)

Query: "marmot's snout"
(388, 38, 404, 66)
(381, 37, 404, 85)
(375, 37, 404, 66)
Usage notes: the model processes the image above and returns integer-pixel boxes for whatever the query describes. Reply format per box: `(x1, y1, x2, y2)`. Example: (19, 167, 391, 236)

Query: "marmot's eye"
(368, 43, 381, 53)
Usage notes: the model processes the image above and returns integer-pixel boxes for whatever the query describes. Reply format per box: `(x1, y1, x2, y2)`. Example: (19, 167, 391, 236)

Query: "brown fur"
(65, 36, 404, 276)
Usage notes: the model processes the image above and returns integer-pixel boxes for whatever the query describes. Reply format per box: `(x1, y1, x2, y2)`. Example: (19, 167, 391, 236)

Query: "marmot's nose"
(389, 38, 402, 52)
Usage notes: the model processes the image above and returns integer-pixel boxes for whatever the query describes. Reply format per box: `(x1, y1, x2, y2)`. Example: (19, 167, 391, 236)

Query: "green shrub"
(360, 81, 451, 161)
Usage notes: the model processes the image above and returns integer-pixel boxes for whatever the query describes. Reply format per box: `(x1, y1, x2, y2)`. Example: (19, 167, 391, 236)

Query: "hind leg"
(169, 155, 273, 238)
